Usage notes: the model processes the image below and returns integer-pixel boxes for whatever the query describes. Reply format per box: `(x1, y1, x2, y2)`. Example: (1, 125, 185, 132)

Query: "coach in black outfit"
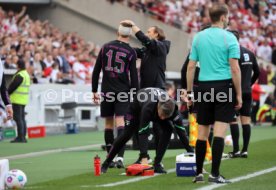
(120, 20, 192, 167)
(101, 88, 191, 173)
(124, 21, 171, 89)
(228, 30, 260, 159)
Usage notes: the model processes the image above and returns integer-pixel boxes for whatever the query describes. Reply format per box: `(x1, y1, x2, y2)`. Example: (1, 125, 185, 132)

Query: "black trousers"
(105, 114, 173, 166)
(12, 104, 27, 140)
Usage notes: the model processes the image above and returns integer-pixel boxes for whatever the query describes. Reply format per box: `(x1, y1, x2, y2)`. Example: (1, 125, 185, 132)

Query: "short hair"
(158, 98, 175, 118)
(153, 26, 166, 41)
(227, 30, 240, 41)
(165, 82, 174, 91)
(209, 4, 229, 23)
(17, 59, 26, 70)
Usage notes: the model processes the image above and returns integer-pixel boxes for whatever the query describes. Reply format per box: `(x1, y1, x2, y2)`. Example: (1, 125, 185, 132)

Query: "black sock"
(195, 140, 207, 175)
(104, 129, 114, 153)
(208, 127, 214, 145)
(117, 126, 125, 158)
(242, 124, 251, 152)
(211, 137, 224, 177)
(230, 124, 240, 153)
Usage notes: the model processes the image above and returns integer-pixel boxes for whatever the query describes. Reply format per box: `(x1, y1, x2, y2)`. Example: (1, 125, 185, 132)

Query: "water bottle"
(94, 155, 101, 176)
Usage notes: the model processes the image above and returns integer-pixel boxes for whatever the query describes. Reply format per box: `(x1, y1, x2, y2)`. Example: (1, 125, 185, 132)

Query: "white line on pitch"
(196, 166, 276, 190)
(93, 158, 232, 188)
(0, 144, 102, 160)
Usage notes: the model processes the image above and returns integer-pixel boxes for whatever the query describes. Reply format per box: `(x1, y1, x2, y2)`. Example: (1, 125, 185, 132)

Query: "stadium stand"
(109, 0, 276, 64)
(0, 6, 101, 85)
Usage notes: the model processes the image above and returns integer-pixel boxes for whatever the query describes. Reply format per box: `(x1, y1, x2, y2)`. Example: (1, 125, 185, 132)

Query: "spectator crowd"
(109, 0, 276, 65)
(0, 6, 101, 85)
(1, 1, 276, 86)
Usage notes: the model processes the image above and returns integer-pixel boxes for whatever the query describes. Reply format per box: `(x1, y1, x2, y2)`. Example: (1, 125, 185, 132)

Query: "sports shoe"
(154, 164, 167, 174)
(101, 161, 110, 174)
(115, 160, 125, 169)
(193, 174, 205, 183)
(208, 175, 231, 184)
(240, 151, 248, 158)
(109, 161, 116, 168)
(228, 151, 240, 158)
(134, 154, 152, 164)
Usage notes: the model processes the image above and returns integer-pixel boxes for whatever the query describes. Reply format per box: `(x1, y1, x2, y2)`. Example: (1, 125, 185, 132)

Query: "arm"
(1, 77, 11, 106)
(230, 58, 242, 108)
(91, 48, 103, 104)
(181, 54, 190, 89)
(172, 112, 194, 152)
(8, 75, 23, 95)
(134, 30, 159, 51)
(122, 20, 159, 51)
(15, 6, 27, 21)
(91, 48, 103, 93)
(129, 54, 139, 90)
(251, 54, 260, 85)
(186, 60, 197, 92)
(229, 35, 242, 109)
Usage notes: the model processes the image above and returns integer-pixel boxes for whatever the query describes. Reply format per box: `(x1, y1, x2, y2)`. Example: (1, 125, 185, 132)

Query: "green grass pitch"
(1, 126, 276, 190)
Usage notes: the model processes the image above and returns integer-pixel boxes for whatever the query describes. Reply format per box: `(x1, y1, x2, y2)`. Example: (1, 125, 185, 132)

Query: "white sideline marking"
(0, 144, 101, 160)
(196, 166, 276, 190)
(94, 159, 223, 188)
(95, 168, 176, 188)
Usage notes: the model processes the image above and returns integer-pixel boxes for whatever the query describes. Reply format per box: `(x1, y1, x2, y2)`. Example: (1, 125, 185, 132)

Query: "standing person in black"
(92, 22, 139, 168)
(120, 20, 172, 165)
(228, 30, 260, 159)
(101, 88, 192, 174)
(123, 21, 171, 89)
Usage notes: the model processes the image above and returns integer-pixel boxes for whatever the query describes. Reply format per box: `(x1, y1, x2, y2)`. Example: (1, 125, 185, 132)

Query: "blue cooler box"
(176, 153, 196, 177)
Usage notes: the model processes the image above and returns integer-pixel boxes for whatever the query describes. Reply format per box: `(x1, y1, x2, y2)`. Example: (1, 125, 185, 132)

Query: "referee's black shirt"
(239, 46, 260, 93)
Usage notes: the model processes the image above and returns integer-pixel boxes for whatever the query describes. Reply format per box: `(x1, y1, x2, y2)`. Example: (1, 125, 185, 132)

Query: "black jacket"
(181, 53, 200, 89)
(135, 31, 171, 89)
(239, 46, 259, 93)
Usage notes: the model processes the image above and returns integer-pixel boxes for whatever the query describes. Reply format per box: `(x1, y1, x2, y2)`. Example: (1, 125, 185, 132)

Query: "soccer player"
(187, 4, 242, 183)
(92, 22, 139, 168)
(101, 88, 191, 174)
(228, 30, 260, 158)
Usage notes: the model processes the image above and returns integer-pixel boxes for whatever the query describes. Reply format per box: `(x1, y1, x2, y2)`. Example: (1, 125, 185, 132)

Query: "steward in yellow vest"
(8, 59, 30, 143)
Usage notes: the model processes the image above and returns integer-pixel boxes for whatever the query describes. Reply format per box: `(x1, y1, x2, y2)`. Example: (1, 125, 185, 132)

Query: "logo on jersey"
(243, 53, 250, 62)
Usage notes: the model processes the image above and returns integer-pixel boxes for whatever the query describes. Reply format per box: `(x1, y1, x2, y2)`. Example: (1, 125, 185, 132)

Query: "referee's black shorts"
(239, 92, 252, 117)
(196, 79, 236, 125)
(231, 92, 252, 122)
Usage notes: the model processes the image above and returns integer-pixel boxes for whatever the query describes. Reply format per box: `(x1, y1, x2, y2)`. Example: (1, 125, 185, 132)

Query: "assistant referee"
(187, 4, 242, 184)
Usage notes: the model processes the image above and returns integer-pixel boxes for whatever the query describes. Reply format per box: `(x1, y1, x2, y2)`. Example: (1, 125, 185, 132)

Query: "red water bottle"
(94, 155, 101, 176)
